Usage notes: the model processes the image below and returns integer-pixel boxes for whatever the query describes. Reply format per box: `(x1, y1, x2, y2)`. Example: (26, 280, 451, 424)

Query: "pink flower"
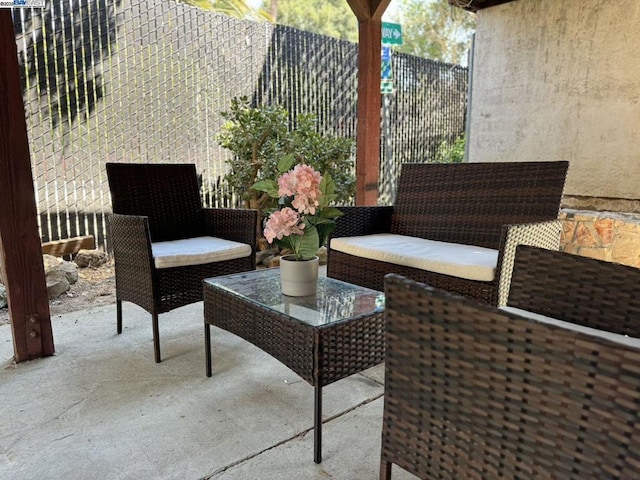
(291, 195, 319, 215)
(264, 207, 305, 243)
(277, 164, 322, 215)
(277, 171, 297, 197)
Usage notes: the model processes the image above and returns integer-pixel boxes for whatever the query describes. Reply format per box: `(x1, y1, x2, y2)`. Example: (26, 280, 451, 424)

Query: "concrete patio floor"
(0, 293, 417, 479)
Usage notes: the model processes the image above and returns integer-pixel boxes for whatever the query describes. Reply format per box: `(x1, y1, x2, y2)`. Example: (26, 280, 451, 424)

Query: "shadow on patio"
(0, 296, 418, 479)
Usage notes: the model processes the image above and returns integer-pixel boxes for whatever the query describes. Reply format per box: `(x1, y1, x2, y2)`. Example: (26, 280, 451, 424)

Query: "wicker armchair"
(106, 163, 256, 363)
(328, 161, 569, 306)
(380, 247, 640, 480)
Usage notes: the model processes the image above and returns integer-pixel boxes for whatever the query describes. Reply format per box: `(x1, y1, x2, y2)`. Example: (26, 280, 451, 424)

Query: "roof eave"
(448, 0, 516, 13)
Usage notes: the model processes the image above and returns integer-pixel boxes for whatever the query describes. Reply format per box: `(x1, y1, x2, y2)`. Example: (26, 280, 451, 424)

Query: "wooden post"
(0, 11, 54, 361)
(355, 17, 382, 206)
(346, 0, 391, 206)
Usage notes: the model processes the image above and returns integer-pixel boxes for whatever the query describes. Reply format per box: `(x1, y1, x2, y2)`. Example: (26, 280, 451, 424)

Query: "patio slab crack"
(199, 392, 384, 479)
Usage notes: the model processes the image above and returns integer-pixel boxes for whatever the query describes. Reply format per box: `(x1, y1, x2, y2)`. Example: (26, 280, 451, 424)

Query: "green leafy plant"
(217, 97, 355, 242)
(434, 135, 466, 163)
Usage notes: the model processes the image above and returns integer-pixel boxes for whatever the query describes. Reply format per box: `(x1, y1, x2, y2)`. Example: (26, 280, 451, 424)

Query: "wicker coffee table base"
(203, 274, 385, 463)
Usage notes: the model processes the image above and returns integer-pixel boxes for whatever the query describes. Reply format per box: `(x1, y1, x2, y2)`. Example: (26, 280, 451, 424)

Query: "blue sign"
(381, 46, 394, 93)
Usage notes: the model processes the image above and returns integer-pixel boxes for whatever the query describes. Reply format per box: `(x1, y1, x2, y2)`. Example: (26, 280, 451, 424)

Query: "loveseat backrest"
(509, 245, 640, 336)
(106, 163, 206, 242)
(391, 161, 569, 249)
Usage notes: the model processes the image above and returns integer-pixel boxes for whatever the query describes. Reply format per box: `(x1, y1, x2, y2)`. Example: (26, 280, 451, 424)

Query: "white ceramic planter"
(279, 254, 319, 296)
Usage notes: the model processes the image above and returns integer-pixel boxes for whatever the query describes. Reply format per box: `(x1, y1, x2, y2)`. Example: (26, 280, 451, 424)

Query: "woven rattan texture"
(106, 163, 256, 361)
(381, 273, 640, 480)
(391, 162, 568, 248)
(508, 245, 640, 335)
(203, 280, 384, 387)
(315, 312, 385, 386)
(155, 259, 254, 313)
(327, 162, 568, 305)
(494, 220, 563, 306)
(107, 163, 205, 242)
(107, 164, 257, 306)
(108, 214, 156, 312)
(203, 208, 258, 247)
(330, 206, 394, 238)
(205, 282, 316, 383)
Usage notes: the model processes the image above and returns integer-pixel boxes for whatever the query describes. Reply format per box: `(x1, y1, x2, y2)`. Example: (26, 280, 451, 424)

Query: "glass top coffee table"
(203, 268, 385, 464)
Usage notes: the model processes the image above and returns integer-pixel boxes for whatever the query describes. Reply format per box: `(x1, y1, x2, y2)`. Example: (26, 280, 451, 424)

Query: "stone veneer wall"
(559, 210, 640, 268)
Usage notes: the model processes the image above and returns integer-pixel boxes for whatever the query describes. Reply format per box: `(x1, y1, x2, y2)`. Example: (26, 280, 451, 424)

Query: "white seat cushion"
(151, 236, 252, 269)
(330, 233, 498, 282)
(501, 306, 640, 349)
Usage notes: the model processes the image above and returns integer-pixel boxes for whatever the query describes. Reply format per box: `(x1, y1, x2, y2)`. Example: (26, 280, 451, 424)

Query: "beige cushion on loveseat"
(151, 236, 252, 269)
(330, 233, 499, 282)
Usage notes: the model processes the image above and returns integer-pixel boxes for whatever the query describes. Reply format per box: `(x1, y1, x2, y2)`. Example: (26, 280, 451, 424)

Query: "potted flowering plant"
(253, 157, 343, 262)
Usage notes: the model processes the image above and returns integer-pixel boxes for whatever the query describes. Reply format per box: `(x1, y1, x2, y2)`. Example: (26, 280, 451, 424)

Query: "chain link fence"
(12, 0, 467, 250)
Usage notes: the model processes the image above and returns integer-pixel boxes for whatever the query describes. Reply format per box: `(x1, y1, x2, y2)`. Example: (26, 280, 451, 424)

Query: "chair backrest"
(106, 163, 205, 242)
(391, 161, 569, 249)
(508, 245, 640, 336)
(382, 272, 640, 479)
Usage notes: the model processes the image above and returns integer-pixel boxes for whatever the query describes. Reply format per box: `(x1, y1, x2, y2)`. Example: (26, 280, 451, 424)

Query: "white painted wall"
(468, 0, 640, 202)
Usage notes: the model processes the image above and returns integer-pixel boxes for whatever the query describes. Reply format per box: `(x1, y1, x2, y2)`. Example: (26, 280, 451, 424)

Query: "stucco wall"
(468, 0, 640, 208)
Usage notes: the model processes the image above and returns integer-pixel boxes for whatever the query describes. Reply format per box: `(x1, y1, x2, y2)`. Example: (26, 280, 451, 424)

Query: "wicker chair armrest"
(107, 214, 155, 291)
(494, 220, 562, 306)
(330, 205, 394, 240)
(203, 207, 257, 248)
(507, 245, 640, 336)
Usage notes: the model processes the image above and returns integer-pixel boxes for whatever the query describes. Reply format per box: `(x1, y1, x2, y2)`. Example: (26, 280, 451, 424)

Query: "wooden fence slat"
(42, 235, 95, 257)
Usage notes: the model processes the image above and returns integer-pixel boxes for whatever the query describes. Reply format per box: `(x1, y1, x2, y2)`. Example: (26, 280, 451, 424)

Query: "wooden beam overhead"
(346, 0, 370, 20)
(370, 0, 392, 19)
(346, 0, 392, 20)
(0, 11, 54, 362)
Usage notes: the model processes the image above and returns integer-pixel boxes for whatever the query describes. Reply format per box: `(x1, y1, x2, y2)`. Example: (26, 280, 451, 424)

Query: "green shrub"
(434, 135, 466, 163)
(217, 97, 355, 241)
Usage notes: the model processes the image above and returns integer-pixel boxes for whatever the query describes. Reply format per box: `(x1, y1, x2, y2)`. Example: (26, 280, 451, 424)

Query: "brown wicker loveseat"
(380, 245, 640, 479)
(327, 161, 569, 306)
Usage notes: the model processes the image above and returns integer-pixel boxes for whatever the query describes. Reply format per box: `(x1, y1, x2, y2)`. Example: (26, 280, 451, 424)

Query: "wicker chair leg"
(152, 313, 161, 363)
(379, 459, 392, 480)
(116, 299, 123, 334)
